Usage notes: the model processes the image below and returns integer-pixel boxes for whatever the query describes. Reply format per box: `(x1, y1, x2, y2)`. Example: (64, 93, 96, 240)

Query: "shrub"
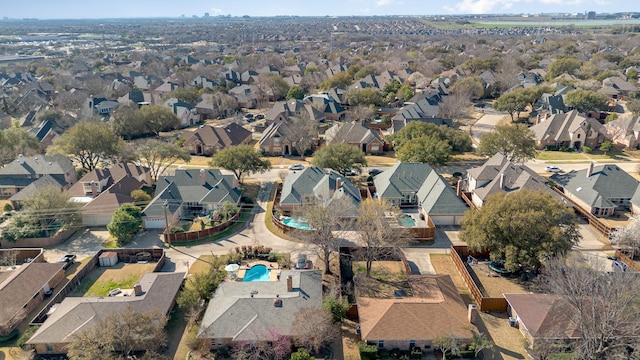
(359, 342, 378, 360)
(17, 326, 38, 347)
(291, 348, 313, 360)
(267, 252, 278, 262)
(323, 297, 350, 323)
(2, 203, 12, 212)
(582, 145, 592, 153)
(378, 349, 390, 358)
(169, 226, 185, 233)
(410, 347, 423, 359)
(130, 189, 151, 204)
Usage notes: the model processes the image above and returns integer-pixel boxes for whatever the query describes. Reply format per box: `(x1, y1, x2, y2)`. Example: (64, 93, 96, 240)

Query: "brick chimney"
(286, 275, 293, 292)
(336, 177, 342, 190)
(134, 284, 143, 296)
(199, 168, 206, 186)
(468, 304, 478, 324)
(90, 181, 98, 197)
(500, 173, 505, 190)
(586, 162, 594, 177)
(456, 179, 462, 197)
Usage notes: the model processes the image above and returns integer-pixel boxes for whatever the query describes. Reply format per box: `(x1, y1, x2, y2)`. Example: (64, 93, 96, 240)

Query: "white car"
(545, 166, 563, 173)
(288, 164, 304, 171)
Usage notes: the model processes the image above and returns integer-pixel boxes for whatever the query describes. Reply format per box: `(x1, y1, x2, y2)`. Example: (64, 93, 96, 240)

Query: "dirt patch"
(69, 262, 157, 297)
(353, 261, 411, 298)
(466, 262, 527, 298)
(341, 319, 362, 360)
(475, 312, 528, 360)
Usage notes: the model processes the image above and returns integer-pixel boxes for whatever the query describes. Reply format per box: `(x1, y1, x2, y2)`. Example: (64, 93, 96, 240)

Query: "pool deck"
(234, 260, 282, 282)
(385, 208, 430, 228)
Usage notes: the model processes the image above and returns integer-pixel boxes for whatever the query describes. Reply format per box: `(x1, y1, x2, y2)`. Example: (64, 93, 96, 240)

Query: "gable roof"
(184, 123, 251, 149)
(358, 275, 471, 341)
(265, 99, 325, 123)
(8, 174, 64, 202)
(0, 262, 66, 331)
(325, 122, 382, 146)
(529, 110, 604, 144)
(27, 272, 185, 345)
(374, 162, 467, 215)
(466, 153, 558, 204)
(551, 164, 640, 208)
(142, 169, 241, 218)
(280, 167, 361, 212)
(198, 270, 322, 341)
(504, 293, 580, 340)
(0, 154, 74, 178)
(68, 163, 150, 197)
(81, 176, 143, 215)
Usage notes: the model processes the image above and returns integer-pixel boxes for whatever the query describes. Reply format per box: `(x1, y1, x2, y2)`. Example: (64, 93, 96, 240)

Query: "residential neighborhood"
(2, 9, 640, 360)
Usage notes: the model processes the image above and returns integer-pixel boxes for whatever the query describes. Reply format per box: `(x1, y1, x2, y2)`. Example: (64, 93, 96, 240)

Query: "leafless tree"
(291, 308, 337, 354)
(282, 112, 318, 156)
(0, 250, 17, 266)
(355, 199, 410, 277)
(609, 214, 640, 259)
(539, 254, 640, 359)
(439, 93, 470, 122)
(293, 196, 355, 275)
(495, 56, 522, 94)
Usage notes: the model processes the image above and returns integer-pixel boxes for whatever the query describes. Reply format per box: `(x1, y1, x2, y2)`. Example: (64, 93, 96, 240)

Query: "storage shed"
(98, 252, 118, 267)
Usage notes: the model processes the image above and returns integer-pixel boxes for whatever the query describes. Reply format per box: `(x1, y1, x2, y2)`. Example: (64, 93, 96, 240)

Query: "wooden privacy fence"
(551, 187, 613, 238)
(163, 211, 241, 243)
(615, 249, 640, 272)
(450, 246, 507, 312)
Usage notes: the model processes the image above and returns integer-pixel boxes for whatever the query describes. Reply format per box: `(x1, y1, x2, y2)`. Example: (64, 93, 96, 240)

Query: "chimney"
(273, 294, 282, 307)
(545, 113, 551, 119)
(336, 177, 342, 190)
(199, 168, 206, 186)
(90, 181, 98, 197)
(18, 154, 24, 165)
(134, 284, 143, 296)
(456, 179, 462, 197)
(586, 162, 594, 177)
(468, 304, 478, 325)
(286, 275, 293, 292)
(499, 173, 505, 190)
(536, 114, 541, 124)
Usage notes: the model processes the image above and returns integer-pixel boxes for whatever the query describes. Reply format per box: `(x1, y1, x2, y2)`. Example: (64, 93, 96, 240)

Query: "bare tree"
(356, 199, 410, 277)
(434, 332, 462, 360)
(540, 254, 640, 359)
(438, 93, 470, 122)
(294, 196, 355, 275)
(291, 308, 337, 354)
(609, 214, 640, 259)
(282, 112, 318, 156)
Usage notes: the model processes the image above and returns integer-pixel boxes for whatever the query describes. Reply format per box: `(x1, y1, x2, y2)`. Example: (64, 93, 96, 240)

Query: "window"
(409, 340, 416, 348)
(378, 340, 384, 349)
(371, 144, 380, 152)
(273, 137, 281, 145)
(46, 344, 53, 351)
(577, 133, 581, 139)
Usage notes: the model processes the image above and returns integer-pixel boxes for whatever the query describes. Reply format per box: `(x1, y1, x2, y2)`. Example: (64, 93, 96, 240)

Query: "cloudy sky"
(2, 0, 639, 19)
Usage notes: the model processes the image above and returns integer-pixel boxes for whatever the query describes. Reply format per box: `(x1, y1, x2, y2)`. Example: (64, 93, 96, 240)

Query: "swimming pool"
(243, 264, 271, 282)
(283, 217, 312, 230)
(397, 214, 416, 227)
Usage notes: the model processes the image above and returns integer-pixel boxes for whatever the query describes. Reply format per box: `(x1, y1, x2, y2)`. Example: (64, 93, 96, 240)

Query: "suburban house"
(604, 116, 640, 149)
(28, 119, 60, 152)
(551, 163, 640, 217)
(182, 123, 252, 156)
(279, 167, 362, 214)
(464, 153, 558, 208)
(599, 76, 638, 99)
(258, 118, 319, 156)
(264, 99, 326, 124)
(83, 97, 119, 117)
(373, 162, 468, 225)
(529, 110, 605, 150)
(358, 275, 473, 351)
(304, 94, 346, 121)
(27, 271, 185, 355)
(228, 84, 260, 109)
(198, 270, 322, 349)
(0, 249, 66, 338)
(67, 163, 151, 226)
(141, 169, 241, 229)
(325, 121, 385, 154)
(165, 98, 199, 128)
(0, 154, 77, 201)
(504, 293, 580, 348)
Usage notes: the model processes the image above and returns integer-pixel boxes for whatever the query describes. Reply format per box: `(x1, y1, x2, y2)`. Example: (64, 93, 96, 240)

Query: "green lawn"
(536, 150, 630, 162)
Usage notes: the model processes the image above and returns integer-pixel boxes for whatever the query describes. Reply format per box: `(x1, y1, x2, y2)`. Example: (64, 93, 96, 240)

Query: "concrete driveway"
(402, 248, 436, 275)
(44, 228, 109, 262)
(470, 107, 507, 146)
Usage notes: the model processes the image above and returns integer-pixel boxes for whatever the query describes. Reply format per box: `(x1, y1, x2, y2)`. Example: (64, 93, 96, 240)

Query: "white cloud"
(210, 8, 224, 15)
(444, 0, 585, 14)
(376, 0, 394, 5)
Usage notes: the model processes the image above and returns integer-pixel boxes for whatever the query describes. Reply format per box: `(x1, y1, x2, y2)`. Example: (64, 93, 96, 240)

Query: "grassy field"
(353, 261, 410, 298)
(69, 262, 156, 297)
(466, 262, 528, 298)
(537, 149, 632, 162)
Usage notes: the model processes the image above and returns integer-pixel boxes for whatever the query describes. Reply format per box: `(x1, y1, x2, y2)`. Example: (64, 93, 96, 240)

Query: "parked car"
(255, 113, 265, 120)
(288, 164, 304, 171)
(341, 168, 358, 176)
(368, 168, 383, 176)
(545, 166, 563, 173)
(56, 254, 76, 269)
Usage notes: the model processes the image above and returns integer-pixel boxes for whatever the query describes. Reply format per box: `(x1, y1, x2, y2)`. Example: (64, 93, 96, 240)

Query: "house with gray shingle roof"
(198, 270, 322, 349)
(183, 123, 252, 156)
(373, 162, 468, 225)
(551, 163, 640, 217)
(600, 76, 638, 99)
(529, 110, 605, 150)
(27, 271, 185, 356)
(0, 154, 77, 201)
(279, 167, 361, 214)
(325, 121, 385, 154)
(464, 153, 559, 208)
(141, 169, 241, 229)
(604, 115, 640, 149)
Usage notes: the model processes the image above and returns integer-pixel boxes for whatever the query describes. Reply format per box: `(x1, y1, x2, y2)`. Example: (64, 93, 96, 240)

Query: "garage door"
(144, 218, 166, 229)
(431, 215, 456, 226)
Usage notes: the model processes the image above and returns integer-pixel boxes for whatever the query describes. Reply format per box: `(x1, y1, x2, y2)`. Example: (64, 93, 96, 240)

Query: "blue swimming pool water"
(397, 215, 416, 227)
(243, 264, 271, 282)
(283, 217, 312, 230)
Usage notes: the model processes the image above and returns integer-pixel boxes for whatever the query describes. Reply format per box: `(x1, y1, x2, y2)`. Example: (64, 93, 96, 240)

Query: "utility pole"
(163, 200, 171, 247)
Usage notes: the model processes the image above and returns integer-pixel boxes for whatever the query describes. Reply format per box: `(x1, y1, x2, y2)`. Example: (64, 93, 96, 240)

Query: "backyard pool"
(397, 214, 416, 227)
(243, 264, 271, 282)
(283, 217, 313, 230)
